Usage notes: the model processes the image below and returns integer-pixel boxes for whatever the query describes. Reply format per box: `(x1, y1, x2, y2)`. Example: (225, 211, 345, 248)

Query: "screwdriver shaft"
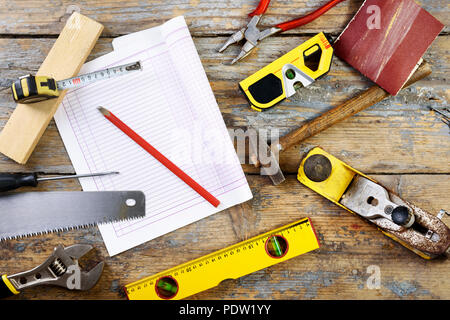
(36, 171, 119, 182)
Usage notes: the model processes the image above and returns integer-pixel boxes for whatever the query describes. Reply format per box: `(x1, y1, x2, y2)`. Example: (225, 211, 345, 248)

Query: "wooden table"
(0, 0, 448, 300)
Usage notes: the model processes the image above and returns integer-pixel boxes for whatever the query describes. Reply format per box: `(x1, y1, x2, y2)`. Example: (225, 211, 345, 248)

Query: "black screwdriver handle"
(0, 173, 38, 192)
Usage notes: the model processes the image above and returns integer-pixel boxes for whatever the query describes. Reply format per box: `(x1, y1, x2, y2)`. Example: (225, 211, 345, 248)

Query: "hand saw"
(125, 217, 320, 300)
(239, 33, 333, 112)
(297, 147, 450, 259)
(0, 191, 145, 240)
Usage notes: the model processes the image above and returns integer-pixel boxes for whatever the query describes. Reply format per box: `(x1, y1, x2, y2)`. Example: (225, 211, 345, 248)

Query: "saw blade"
(0, 191, 145, 240)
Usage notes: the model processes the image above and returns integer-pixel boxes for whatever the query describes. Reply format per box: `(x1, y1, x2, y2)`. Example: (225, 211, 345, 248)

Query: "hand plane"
(297, 147, 450, 259)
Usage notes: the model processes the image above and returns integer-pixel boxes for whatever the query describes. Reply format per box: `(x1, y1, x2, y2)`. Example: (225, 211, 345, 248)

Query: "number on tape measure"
(57, 61, 142, 90)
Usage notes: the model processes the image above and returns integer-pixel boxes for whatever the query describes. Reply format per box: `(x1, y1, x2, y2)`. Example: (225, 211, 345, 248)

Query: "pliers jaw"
(6, 244, 104, 293)
(218, 27, 246, 54)
(219, 0, 345, 64)
(219, 15, 281, 64)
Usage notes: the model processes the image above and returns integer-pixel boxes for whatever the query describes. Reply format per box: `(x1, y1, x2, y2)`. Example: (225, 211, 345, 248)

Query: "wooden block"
(0, 12, 103, 164)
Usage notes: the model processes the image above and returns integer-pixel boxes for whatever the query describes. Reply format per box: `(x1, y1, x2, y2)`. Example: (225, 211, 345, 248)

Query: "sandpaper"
(333, 0, 443, 95)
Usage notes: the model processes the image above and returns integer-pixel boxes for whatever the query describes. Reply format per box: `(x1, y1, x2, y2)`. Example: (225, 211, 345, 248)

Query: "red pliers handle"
(219, 0, 346, 64)
(249, 0, 346, 32)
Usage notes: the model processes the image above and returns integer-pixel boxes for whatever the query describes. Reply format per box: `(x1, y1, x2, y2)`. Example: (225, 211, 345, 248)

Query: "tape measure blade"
(125, 218, 320, 300)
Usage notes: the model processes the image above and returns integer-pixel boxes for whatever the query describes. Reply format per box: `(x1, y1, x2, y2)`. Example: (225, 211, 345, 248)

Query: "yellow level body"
(239, 32, 333, 112)
(125, 217, 320, 300)
(297, 147, 450, 259)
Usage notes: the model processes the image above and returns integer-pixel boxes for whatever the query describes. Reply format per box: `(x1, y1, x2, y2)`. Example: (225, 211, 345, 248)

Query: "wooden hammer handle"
(279, 61, 432, 151)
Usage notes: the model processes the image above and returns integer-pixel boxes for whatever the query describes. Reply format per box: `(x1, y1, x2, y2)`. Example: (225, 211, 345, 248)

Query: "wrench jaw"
(78, 261, 104, 291)
(6, 244, 104, 293)
(63, 244, 94, 260)
(54, 244, 104, 291)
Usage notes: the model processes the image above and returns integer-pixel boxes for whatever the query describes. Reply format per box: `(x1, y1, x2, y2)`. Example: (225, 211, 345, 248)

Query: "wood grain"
(0, 0, 448, 300)
(0, 36, 448, 174)
(0, 174, 448, 300)
(278, 62, 432, 152)
(0, 0, 447, 36)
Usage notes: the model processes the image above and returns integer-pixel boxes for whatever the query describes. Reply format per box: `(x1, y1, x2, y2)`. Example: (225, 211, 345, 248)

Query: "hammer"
(251, 61, 432, 185)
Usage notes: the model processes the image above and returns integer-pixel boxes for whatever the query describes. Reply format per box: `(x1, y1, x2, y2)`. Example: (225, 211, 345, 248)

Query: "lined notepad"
(54, 17, 252, 256)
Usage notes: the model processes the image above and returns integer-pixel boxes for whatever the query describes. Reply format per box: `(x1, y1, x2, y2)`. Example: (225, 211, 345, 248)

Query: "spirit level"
(125, 217, 320, 300)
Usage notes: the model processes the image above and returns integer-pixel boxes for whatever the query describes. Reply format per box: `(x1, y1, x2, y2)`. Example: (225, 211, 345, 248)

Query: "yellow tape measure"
(125, 217, 320, 300)
(11, 61, 142, 104)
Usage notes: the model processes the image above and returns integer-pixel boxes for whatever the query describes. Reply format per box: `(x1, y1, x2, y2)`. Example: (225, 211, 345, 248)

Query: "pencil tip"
(98, 106, 110, 116)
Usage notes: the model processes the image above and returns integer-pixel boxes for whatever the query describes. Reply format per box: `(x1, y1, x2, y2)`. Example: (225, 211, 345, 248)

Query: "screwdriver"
(0, 171, 119, 192)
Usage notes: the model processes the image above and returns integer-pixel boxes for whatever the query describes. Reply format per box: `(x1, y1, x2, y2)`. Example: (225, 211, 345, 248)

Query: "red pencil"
(98, 107, 220, 208)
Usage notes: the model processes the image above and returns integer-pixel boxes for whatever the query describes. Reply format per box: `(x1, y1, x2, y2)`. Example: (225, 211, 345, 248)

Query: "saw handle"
(0, 173, 38, 192)
(0, 275, 19, 298)
(279, 62, 432, 151)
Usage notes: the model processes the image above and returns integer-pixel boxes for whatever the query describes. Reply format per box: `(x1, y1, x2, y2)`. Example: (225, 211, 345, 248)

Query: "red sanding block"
(333, 0, 443, 95)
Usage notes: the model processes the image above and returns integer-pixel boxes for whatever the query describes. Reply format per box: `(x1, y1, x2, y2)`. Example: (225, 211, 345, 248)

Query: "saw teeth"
(0, 216, 144, 241)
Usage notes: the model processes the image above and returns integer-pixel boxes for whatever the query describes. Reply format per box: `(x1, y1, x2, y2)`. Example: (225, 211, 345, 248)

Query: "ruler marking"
(57, 61, 142, 90)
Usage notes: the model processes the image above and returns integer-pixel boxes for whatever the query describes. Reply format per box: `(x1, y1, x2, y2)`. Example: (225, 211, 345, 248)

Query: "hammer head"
(249, 134, 285, 185)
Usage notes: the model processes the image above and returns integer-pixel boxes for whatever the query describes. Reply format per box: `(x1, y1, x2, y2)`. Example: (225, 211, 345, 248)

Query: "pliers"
(0, 244, 104, 298)
(219, 0, 346, 64)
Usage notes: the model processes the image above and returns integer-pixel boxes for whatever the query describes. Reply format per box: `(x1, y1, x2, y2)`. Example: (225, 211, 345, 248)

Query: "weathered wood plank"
(0, 174, 448, 299)
(0, 36, 448, 174)
(0, 0, 447, 36)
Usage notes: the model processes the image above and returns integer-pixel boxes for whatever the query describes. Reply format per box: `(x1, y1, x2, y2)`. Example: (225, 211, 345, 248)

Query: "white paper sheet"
(54, 16, 252, 256)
